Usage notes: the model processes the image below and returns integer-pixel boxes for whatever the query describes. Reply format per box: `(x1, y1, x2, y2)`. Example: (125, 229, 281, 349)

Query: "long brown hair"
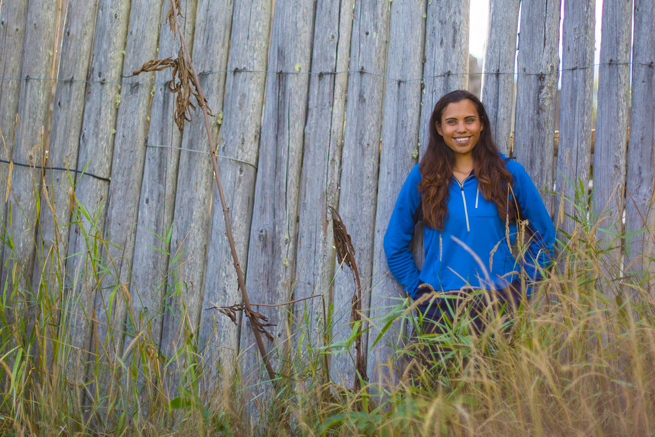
(418, 90, 515, 230)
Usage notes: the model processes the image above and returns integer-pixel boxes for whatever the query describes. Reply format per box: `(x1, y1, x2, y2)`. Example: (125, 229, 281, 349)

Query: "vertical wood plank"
(555, 0, 595, 234)
(33, 0, 99, 290)
(367, 0, 428, 387)
(2, 0, 59, 295)
(64, 0, 131, 387)
(293, 0, 355, 365)
(513, 0, 561, 212)
(0, 1, 30, 270)
(127, 0, 198, 375)
(30, 0, 99, 369)
(625, 0, 655, 276)
(158, 0, 234, 389)
(237, 0, 315, 399)
(196, 0, 272, 388)
(92, 0, 164, 389)
(593, 0, 632, 253)
(481, 0, 520, 155)
(330, 0, 390, 388)
(418, 0, 470, 159)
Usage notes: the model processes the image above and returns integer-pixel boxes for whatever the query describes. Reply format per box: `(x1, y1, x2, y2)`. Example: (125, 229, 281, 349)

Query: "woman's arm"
(508, 161, 556, 297)
(384, 165, 423, 299)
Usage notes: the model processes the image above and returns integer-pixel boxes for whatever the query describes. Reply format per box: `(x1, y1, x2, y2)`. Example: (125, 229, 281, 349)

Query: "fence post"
(367, 0, 428, 388)
(293, 0, 355, 373)
(481, 0, 520, 156)
(513, 0, 560, 213)
(593, 0, 632, 274)
(625, 0, 655, 282)
(555, 0, 595, 234)
(330, 0, 391, 388)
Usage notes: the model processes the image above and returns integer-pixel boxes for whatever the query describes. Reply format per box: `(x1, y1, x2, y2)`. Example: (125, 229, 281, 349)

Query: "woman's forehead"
(442, 99, 479, 119)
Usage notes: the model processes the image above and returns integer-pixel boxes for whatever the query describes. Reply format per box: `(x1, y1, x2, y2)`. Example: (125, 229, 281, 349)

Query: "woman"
(384, 90, 555, 340)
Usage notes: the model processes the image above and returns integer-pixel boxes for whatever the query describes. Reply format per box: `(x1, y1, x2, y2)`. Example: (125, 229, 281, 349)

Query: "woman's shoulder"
(406, 163, 422, 184)
(502, 155, 529, 178)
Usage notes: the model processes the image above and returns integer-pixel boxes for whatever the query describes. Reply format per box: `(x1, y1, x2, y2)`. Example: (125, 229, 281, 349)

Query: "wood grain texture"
(293, 0, 355, 368)
(236, 0, 315, 400)
(30, 0, 99, 370)
(481, 0, 520, 155)
(513, 0, 560, 213)
(0, 0, 30, 267)
(64, 0, 132, 388)
(625, 0, 655, 275)
(367, 0, 427, 387)
(158, 0, 235, 389)
(197, 0, 271, 387)
(330, 0, 390, 388)
(2, 0, 59, 294)
(555, 0, 595, 234)
(127, 0, 197, 379)
(91, 0, 164, 392)
(593, 0, 632, 251)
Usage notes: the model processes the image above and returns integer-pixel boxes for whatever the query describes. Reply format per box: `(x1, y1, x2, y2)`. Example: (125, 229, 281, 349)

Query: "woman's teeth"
(455, 137, 470, 144)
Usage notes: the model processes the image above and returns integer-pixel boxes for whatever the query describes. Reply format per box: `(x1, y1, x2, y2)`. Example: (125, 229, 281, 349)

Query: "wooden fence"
(0, 0, 653, 394)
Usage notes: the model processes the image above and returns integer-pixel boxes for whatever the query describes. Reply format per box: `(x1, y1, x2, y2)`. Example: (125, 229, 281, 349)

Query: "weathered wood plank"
(513, 0, 560, 213)
(90, 0, 164, 394)
(30, 0, 99, 369)
(293, 0, 355, 369)
(367, 0, 428, 388)
(196, 0, 272, 390)
(0, 1, 29, 273)
(481, 0, 520, 155)
(593, 0, 632, 254)
(625, 0, 655, 276)
(2, 0, 59, 306)
(157, 0, 238, 388)
(555, 0, 595, 234)
(236, 0, 315, 398)
(126, 0, 198, 390)
(64, 0, 132, 388)
(330, 0, 390, 388)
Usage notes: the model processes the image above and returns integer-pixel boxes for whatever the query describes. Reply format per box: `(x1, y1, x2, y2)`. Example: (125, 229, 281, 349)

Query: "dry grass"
(0, 167, 653, 436)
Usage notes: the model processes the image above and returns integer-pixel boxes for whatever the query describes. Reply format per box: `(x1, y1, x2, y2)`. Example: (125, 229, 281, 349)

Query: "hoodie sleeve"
(384, 165, 423, 299)
(507, 161, 556, 296)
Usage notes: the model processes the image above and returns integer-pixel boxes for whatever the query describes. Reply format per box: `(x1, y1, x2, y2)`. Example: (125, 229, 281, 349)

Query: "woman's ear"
(435, 121, 442, 136)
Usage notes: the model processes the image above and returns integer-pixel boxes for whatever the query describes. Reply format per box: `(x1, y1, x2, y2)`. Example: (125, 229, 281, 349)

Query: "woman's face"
(436, 99, 484, 159)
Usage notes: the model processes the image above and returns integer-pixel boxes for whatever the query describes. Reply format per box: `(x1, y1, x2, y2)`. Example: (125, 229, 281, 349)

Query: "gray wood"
(0, 0, 29, 275)
(236, 0, 315, 399)
(197, 0, 272, 390)
(555, 0, 595, 234)
(125, 0, 198, 400)
(367, 0, 428, 387)
(513, 0, 561, 213)
(293, 0, 355, 369)
(593, 0, 632, 256)
(419, 0, 470, 160)
(330, 0, 390, 388)
(157, 0, 238, 388)
(90, 0, 164, 395)
(2, 0, 59, 309)
(481, 0, 520, 155)
(30, 0, 99, 369)
(625, 0, 655, 275)
(64, 0, 132, 389)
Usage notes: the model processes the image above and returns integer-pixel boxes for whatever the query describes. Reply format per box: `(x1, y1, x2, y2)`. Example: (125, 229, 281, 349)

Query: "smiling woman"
(383, 89, 556, 375)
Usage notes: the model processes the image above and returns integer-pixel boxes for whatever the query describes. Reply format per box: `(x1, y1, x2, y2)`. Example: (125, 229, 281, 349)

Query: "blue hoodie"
(383, 155, 556, 300)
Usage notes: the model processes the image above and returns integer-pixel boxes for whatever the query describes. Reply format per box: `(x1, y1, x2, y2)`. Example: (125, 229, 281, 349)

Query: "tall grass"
(0, 165, 653, 436)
